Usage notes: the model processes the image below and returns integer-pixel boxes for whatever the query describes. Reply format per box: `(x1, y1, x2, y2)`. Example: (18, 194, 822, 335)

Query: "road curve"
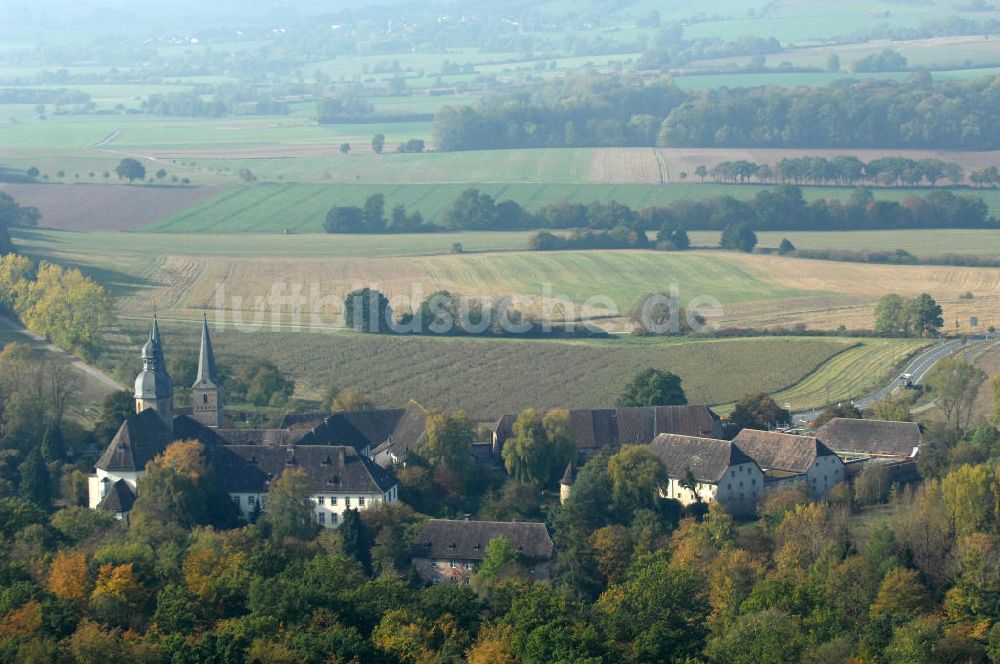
(793, 335, 994, 424)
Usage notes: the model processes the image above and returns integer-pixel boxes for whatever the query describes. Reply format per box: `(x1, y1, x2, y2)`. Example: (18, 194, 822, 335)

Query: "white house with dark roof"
(648, 433, 765, 516)
(410, 519, 554, 584)
(89, 318, 399, 527)
(733, 429, 845, 499)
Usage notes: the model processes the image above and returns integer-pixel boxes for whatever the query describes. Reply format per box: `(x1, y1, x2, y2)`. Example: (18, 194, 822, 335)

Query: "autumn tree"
(331, 387, 375, 412)
(854, 462, 891, 506)
(419, 409, 474, 480)
(588, 525, 633, 586)
(927, 357, 988, 430)
(131, 439, 238, 533)
(265, 467, 319, 541)
(870, 568, 931, 622)
(47, 550, 90, 602)
(941, 464, 996, 535)
(607, 444, 668, 516)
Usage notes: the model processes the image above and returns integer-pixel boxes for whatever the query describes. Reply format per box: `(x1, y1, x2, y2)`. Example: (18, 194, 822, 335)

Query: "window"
(331, 513, 338, 525)
(358, 497, 365, 507)
(450, 560, 457, 569)
(233, 496, 240, 505)
(345, 498, 351, 508)
(202, 394, 208, 404)
(330, 497, 337, 506)
(317, 512, 325, 525)
(317, 496, 325, 505)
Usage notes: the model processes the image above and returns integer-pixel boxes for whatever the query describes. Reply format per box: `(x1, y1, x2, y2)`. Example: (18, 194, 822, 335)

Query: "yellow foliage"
(466, 624, 518, 664)
(14, 259, 113, 357)
(870, 568, 930, 621)
(708, 548, 766, 631)
(156, 439, 208, 479)
(47, 550, 90, 602)
(589, 525, 633, 585)
(668, 517, 716, 574)
(92, 563, 143, 606)
(0, 600, 42, 639)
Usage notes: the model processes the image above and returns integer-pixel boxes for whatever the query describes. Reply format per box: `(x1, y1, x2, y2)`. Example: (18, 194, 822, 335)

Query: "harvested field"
(588, 148, 663, 184)
(0, 182, 230, 230)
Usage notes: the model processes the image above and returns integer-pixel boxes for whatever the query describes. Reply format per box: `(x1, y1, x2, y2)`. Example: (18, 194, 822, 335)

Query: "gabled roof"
(96, 409, 173, 472)
(411, 519, 554, 562)
(616, 406, 722, 444)
(649, 433, 755, 483)
(733, 429, 836, 474)
(211, 445, 396, 495)
(814, 418, 922, 457)
(492, 405, 722, 452)
(298, 401, 429, 461)
(96, 478, 136, 513)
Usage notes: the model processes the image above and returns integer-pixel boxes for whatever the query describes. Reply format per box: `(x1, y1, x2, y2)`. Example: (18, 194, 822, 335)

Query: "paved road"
(792, 334, 995, 424)
(0, 314, 125, 392)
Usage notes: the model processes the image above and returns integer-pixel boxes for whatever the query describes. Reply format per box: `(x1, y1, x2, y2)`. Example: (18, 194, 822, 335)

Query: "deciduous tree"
(616, 367, 686, 406)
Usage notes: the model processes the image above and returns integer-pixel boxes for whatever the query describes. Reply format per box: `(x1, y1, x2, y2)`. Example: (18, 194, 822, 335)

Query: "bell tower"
(191, 315, 224, 428)
(134, 316, 173, 430)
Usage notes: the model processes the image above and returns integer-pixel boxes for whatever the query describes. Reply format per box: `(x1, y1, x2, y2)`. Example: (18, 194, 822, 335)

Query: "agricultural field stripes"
(139, 182, 1000, 233)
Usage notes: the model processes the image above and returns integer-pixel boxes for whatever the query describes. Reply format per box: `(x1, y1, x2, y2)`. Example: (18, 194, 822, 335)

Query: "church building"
(88, 317, 399, 526)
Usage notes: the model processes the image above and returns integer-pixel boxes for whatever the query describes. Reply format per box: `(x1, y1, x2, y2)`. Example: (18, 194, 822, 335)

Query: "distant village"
(91, 317, 922, 583)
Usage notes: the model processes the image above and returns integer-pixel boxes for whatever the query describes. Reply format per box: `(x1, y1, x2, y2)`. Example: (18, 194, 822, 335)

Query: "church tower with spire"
(191, 315, 224, 428)
(134, 316, 174, 430)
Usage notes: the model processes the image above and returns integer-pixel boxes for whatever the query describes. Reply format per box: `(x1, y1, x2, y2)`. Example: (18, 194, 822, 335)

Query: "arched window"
(202, 394, 209, 404)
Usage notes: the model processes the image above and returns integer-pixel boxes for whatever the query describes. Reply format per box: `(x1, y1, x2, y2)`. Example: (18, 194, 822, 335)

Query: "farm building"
(491, 405, 722, 460)
(732, 429, 845, 499)
(647, 433, 764, 516)
(410, 519, 554, 584)
(89, 317, 399, 526)
(815, 417, 922, 459)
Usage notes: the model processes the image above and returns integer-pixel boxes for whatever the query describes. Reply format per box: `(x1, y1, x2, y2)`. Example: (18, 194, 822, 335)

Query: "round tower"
(134, 316, 173, 430)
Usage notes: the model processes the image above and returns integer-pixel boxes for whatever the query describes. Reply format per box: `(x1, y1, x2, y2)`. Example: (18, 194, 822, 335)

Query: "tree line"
(325, 186, 997, 237)
(703, 156, 967, 187)
(433, 73, 1000, 151)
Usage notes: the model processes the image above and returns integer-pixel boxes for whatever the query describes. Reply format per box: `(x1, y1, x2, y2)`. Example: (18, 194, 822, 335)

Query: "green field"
(107, 316, 899, 420)
(184, 148, 595, 185)
(140, 181, 1000, 233)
